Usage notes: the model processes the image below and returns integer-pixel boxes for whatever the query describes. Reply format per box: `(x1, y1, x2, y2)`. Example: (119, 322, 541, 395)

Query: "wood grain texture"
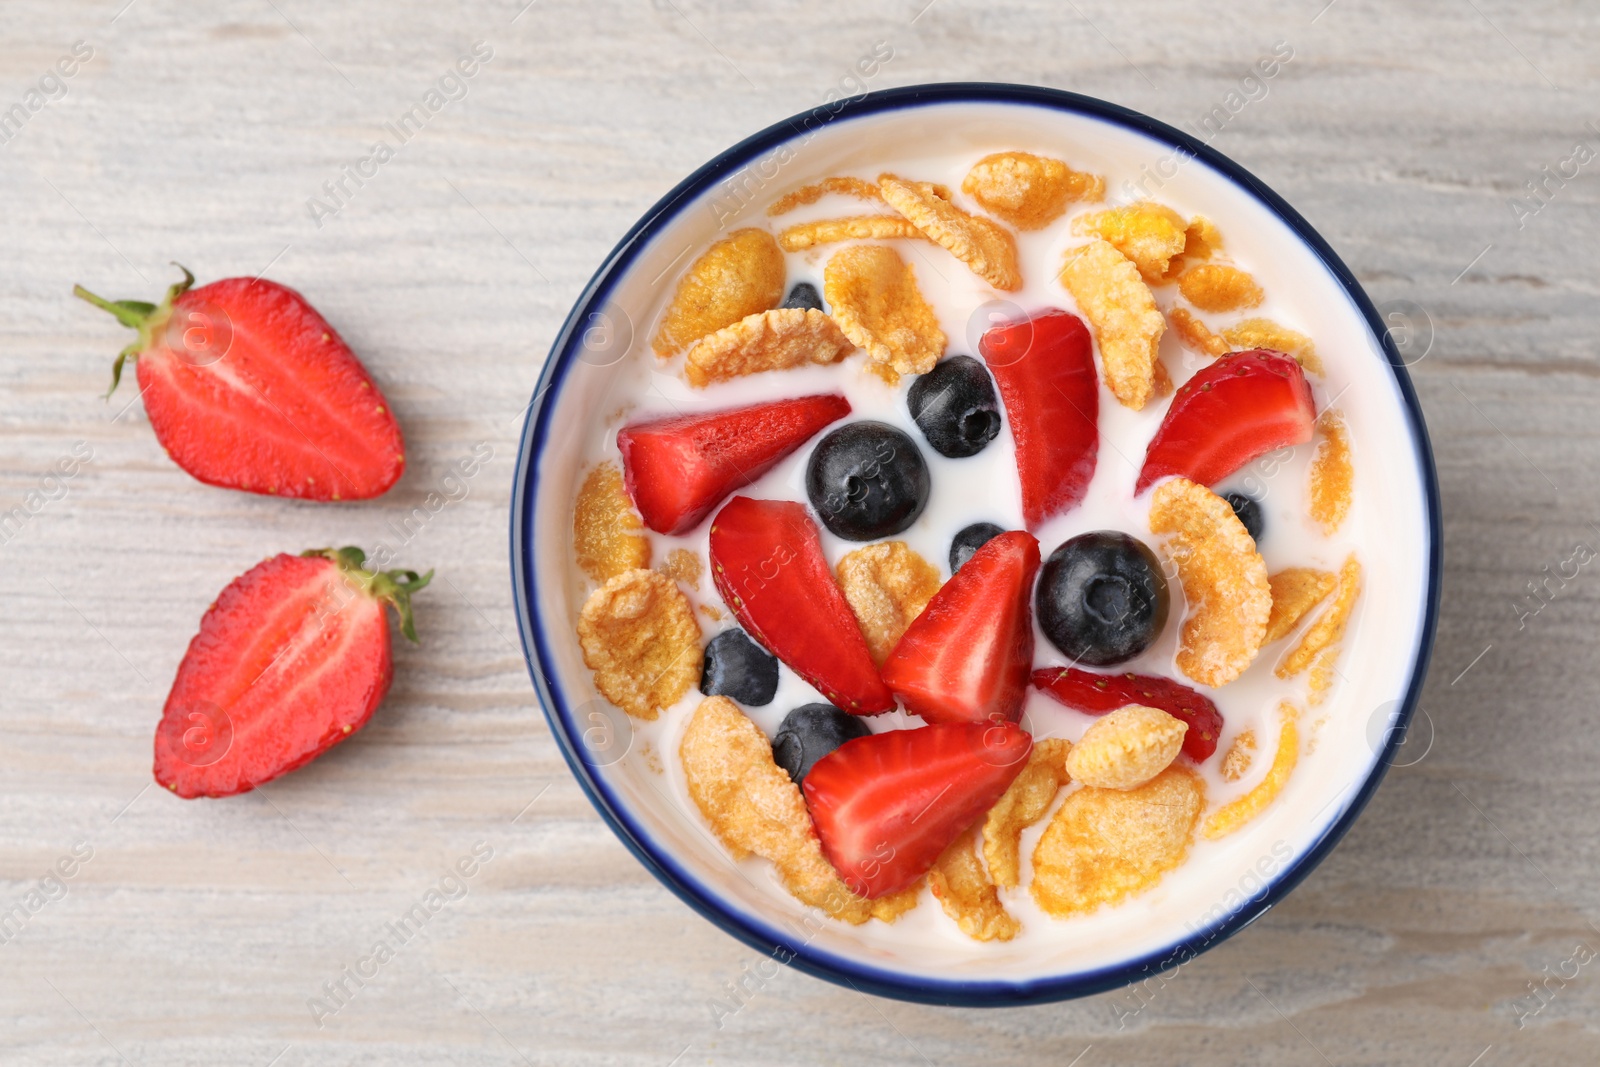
(2, 0, 1597, 1063)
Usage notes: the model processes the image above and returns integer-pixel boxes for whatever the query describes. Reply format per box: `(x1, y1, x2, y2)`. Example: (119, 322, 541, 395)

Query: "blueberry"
(1224, 492, 1264, 542)
(699, 629, 780, 706)
(772, 703, 870, 783)
(806, 421, 930, 541)
(906, 356, 1002, 458)
(949, 522, 1006, 573)
(1037, 531, 1169, 666)
(780, 282, 823, 312)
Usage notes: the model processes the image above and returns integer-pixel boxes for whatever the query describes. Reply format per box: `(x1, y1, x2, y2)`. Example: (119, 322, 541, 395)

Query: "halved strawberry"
(154, 547, 431, 798)
(709, 496, 893, 714)
(880, 530, 1040, 725)
(803, 722, 1033, 898)
(978, 309, 1099, 529)
(75, 267, 404, 500)
(1032, 666, 1224, 762)
(618, 394, 850, 535)
(1135, 348, 1315, 495)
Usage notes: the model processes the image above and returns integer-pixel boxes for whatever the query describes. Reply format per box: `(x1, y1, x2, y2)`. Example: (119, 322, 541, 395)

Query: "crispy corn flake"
(652, 228, 786, 357)
(878, 174, 1023, 290)
(658, 547, 702, 591)
(1169, 307, 1230, 358)
(1220, 729, 1257, 783)
(1308, 409, 1354, 535)
(961, 151, 1103, 230)
(1178, 263, 1264, 313)
(1265, 567, 1337, 644)
(929, 827, 1019, 942)
(574, 461, 651, 583)
(1149, 478, 1271, 688)
(698, 603, 723, 622)
(1220, 317, 1323, 375)
(823, 244, 946, 384)
(1071, 202, 1188, 284)
(777, 215, 929, 251)
(835, 541, 942, 666)
(1066, 705, 1187, 791)
(1204, 704, 1300, 839)
(578, 569, 702, 721)
(1162, 216, 1224, 280)
(680, 696, 910, 925)
(1277, 554, 1362, 679)
(1152, 357, 1174, 398)
(1031, 766, 1205, 919)
(1309, 645, 1341, 706)
(982, 738, 1072, 888)
(683, 307, 854, 388)
(766, 176, 885, 216)
(1060, 239, 1166, 411)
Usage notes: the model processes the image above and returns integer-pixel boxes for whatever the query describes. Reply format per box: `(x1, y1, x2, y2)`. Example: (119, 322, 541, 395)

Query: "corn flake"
(658, 547, 702, 591)
(1309, 645, 1341, 706)
(1066, 705, 1187, 791)
(1072, 202, 1188, 284)
(835, 541, 941, 666)
(1220, 729, 1256, 783)
(929, 827, 1019, 942)
(1308, 409, 1354, 534)
(1169, 307, 1230, 358)
(1178, 263, 1264, 314)
(1221, 317, 1324, 375)
(878, 174, 1023, 290)
(982, 738, 1071, 888)
(777, 215, 929, 251)
(1060, 238, 1166, 410)
(962, 151, 1104, 230)
(766, 176, 884, 216)
(1265, 567, 1337, 644)
(1204, 704, 1299, 839)
(1277, 554, 1362, 679)
(683, 307, 854, 388)
(823, 244, 946, 384)
(578, 569, 702, 721)
(1149, 478, 1271, 688)
(1162, 216, 1224, 280)
(574, 461, 650, 583)
(652, 228, 786, 357)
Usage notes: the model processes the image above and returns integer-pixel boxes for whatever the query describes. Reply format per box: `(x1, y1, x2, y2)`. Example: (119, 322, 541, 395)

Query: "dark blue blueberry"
(949, 521, 1006, 573)
(1037, 531, 1169, 666)
(1224, 492, 1265, 542)
(699, 629, 780, 706)
(906, 356, 1003, 458)
(780, 282, 823, 312)
(772, 703, 871, 783)
(805, 421, 930, 541)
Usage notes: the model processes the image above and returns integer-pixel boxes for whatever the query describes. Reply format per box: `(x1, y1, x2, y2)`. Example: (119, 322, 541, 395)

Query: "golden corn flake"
(1220, 729, 1256, 783)
(1205, 704, 1299, 839)
(835, 541, 941, 666)
(1169, 307, 1230, 358)
(574, 461, 650, 583)
(982, 738, 1071, 888)
(578, 569, 701, 721)
(1308, 409, 1354, 535)
(683, 307, 854, 388)
(1264, 567, 1337, 644)
(777, 215, 928, 251)
(698, 603, 723, 622)
(1066, 705, 1186, 791)
(1221, 317, 1323, 375)
(1178, 263, 1264, 314)
(1149, 478, 1271, 688)
(929, 827, 1019, 942)
(657, 547, 702, 590)
(1060, 238, 1166, 411)
(961, 151, 1104, 230)
(1071, 202, 1188, 284)
(766, 176, 884, 216)
(878, 173, 1023, 290)
(1161, 216, 1224, 280)
(823, 244, 946, 384)
(1309, 644, 1341, 706)
(1151, 357, 1174, 399)
(1277, 554, 1362, 679)
(652, 228, 786, 357)
(1031, 765, 1205, 919)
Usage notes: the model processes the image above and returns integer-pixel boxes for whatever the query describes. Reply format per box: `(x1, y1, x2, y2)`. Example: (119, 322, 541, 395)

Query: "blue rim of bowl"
(509, 82, 1443, 1006)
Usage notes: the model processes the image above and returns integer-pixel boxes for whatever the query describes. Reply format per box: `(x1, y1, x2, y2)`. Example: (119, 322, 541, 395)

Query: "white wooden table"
(2, 1, 1595, 1063)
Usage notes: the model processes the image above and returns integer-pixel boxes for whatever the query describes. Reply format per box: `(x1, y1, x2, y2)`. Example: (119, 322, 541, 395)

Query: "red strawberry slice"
(1032, 666, 1224, 762)
(154, 547, 431, 798)
(709, 496, 893, 714)
(881, 530, 1040, 725)
(1135, 348, 1315, 495)
(618, 394, 851, 535)
(75, 267, 405, 500)
(803, 721, 1033, 898)
(978, 309, 1099, 529)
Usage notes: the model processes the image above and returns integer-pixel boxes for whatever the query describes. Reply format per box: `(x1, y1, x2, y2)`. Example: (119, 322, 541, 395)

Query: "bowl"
(510, 82, 1441, 1005)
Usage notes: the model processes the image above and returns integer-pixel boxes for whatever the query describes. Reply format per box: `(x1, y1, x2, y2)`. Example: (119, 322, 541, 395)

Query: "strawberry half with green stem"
(1031, 666, 1224, 762)
(74, 266, 405, 501)
(803, 721, 1033, 898)
(154, 547, 431, 798)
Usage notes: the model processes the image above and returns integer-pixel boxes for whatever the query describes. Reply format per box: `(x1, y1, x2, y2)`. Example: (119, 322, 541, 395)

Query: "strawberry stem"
(304, 546, 434, 643)
(73, 264, 196, 398)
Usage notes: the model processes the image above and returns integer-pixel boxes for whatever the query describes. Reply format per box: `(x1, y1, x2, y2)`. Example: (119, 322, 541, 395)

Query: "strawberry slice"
(709, 497, 894, 714)
(618, 394, 851, 535)
(1135, 348, 1315, 495)
(75, 267, 405, 500)
(880, 530, 1040, 725)
(978, 309, 1099, 529)
(1031, 666, 1224, 762)
(803, 722, 1033, 898)
(154, 547, 431, 798)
